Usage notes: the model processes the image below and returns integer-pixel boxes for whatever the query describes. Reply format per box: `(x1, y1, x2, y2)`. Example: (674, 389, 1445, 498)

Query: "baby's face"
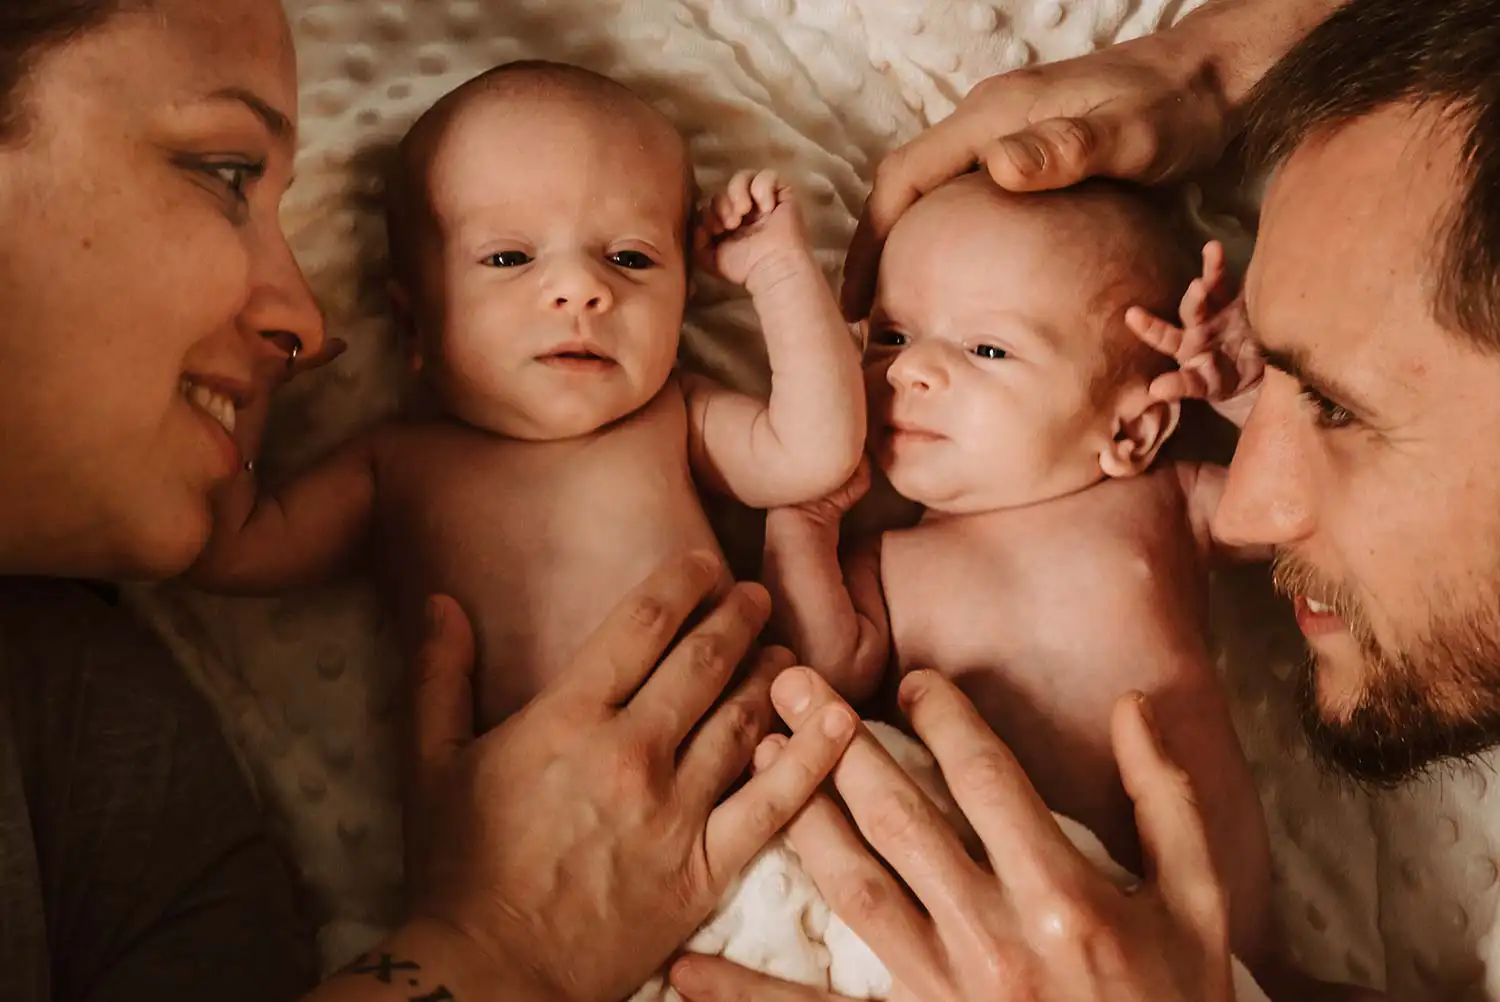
(408, 96, 690, 440)
(865, 179, 1136, 513)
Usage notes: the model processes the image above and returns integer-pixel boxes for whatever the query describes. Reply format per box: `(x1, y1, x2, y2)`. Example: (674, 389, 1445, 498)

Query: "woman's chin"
(114, 502, 213, 582)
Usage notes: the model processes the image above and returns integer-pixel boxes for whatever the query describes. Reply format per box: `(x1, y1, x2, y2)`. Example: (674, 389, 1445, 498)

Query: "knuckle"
(1028, 889, 1108, 955)
(1046, 117, 1099, 167)
(629, 594, 668, 632)
(830, 872, 893, 923)
(950, 749, 1013, 806)
(721, 696, 769, 747)
(689, 633, 734, 679)
(864, 787, 923, 847)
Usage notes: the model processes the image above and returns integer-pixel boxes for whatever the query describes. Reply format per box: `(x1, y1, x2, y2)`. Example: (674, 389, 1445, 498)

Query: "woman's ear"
(1099, 385, 1181, 479)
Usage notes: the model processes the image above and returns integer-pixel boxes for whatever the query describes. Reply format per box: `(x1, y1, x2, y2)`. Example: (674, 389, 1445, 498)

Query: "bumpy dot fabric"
(123, 2, 1500, 999)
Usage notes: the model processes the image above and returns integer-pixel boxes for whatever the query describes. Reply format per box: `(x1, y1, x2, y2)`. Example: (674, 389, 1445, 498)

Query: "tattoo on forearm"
(335, 952, 456, 1001)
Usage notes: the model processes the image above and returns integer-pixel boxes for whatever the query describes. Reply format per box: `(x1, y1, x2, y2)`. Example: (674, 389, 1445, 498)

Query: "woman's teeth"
(182, 379, 237, 435)
(1305, 597, 1334, 615)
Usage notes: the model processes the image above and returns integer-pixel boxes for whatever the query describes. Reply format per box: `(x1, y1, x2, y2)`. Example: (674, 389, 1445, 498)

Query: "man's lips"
(1293, 595, 1346, 637)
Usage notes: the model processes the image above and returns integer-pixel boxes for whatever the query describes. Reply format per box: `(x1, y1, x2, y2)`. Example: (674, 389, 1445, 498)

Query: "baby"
(189, 61, 864, 726)
(761, 173, 1274, 967)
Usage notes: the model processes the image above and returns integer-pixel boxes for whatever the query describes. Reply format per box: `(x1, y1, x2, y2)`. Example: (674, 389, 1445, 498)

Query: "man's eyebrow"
(1259, 344, 1375, 414)
(207, 87, 294, 141)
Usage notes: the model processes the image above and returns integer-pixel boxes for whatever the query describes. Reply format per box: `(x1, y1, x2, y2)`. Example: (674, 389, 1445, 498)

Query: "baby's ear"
(386, 278, 424, 373)
(1100, 383, 1180, 479)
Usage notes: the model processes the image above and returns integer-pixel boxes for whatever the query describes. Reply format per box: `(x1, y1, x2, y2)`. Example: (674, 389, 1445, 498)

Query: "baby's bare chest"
(881, 478, 1209, 685)
(370, 397, 721, 713)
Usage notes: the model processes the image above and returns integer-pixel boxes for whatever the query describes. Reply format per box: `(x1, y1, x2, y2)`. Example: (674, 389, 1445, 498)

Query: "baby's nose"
(546, 261, 614, 314)
(889, 348, 948, 392)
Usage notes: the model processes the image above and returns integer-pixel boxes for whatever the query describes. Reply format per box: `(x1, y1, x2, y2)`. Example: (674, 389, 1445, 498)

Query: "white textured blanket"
(124, 2, 1500, 999)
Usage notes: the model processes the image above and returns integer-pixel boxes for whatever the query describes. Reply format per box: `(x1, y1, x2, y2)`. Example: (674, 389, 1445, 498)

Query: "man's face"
(1217, 103, 1500, 785)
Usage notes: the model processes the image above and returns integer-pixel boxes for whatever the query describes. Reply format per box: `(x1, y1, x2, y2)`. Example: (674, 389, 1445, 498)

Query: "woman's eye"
(208, 161, 264, 204)
(483, 250, 532, 268)
(609, 250, 655, 270)
(1300, 387, 1356, 430)
(972, 343, 1008, 360)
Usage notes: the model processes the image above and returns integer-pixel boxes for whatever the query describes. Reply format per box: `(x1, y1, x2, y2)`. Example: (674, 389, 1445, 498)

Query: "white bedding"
(122, 1, 1500, 999)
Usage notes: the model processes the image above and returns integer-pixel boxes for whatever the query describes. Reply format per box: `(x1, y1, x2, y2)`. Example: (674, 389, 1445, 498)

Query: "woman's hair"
(0, 0, 121, 138)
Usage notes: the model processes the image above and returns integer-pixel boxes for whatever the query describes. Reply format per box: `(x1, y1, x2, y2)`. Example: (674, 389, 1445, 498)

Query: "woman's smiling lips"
(181, 373, 250, 475)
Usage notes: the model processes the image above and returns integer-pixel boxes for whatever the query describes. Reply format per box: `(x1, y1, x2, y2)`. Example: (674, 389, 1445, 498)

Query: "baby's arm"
(686, 170, 864, 509)
(1177, 461, 1273, 563)
(761, 463, 887, 705)
(188, 433, 378, 594)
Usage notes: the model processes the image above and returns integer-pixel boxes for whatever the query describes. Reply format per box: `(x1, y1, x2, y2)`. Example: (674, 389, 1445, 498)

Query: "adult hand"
(672, 667, 1233, 1002)
(401, 551, 859, 1002)
(842, 40, 1232, 319)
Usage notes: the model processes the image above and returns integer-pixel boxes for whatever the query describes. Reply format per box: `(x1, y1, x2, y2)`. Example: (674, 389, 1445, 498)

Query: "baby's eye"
(483, 250, 532, 268)
(609, 250, 656, 270)
(871, 328, 909, 348)
(972, 343, 1008, 360)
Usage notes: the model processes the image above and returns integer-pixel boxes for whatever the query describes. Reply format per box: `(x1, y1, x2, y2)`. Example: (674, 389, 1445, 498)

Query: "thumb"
(981, 112, 1159, 192)
(411, 594, 477, 775)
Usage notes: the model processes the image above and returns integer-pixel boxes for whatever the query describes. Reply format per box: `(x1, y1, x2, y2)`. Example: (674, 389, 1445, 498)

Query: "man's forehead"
(1246, 106, 1468, 402)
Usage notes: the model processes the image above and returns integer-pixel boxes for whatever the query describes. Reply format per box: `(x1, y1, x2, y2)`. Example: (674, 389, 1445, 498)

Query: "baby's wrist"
(743, 245, 820, 295)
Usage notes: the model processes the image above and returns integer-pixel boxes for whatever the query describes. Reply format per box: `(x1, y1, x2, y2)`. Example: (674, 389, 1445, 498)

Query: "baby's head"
(864, 173, 1198, 514)
(386, 61, 695, 440)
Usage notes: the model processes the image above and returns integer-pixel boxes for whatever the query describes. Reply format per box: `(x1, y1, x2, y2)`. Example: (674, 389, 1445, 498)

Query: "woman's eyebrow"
(206, 86, 294, 143)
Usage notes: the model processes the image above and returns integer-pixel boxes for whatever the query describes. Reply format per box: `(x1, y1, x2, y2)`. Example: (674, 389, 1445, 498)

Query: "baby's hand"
(788, 456, 871, 527)
(697, 169, 811, 288)
(1125, 240, 1263, 427)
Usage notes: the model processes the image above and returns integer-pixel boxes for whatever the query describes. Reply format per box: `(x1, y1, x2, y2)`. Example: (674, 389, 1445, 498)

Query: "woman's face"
(0, 0, 323, 579)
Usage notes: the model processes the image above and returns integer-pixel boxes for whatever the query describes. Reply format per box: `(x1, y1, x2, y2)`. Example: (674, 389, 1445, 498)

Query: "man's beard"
(1272, 551, 1500, 787)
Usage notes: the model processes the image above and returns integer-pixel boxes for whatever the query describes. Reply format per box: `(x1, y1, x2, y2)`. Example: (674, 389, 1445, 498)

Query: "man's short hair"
(1243, 0, 1500, 350)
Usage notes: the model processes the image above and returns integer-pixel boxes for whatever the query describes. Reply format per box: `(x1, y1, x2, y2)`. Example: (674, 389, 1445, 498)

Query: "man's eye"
(1300, 387, 1355, 430)
(483, 250, 532, 268)
(871, 329, 909, 348)
(972, 343, 1008, 360)
(609, 250, 655, 270)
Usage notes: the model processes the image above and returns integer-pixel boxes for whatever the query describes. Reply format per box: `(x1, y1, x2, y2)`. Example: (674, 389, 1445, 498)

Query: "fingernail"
(425, 596, 444, 632)
(897, 668, 931, 707)
(754, 735, 786, 770)
(999, 136, 1044, 176)
(670, 958, 707, 995)
(822, 706, 854, 739)
(773, 668, 812, 715)
(1132, 691, 1160, 742)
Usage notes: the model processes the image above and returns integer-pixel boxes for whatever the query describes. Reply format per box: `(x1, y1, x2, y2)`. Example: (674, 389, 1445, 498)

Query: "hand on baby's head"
(861, 173, 1199, 514)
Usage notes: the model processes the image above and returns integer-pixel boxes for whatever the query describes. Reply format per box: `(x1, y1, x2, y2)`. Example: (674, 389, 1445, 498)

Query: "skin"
(764, 175, 1272, 966)
(1218, 103, 1500, 783)
(0, 0, 325, 580)
(189, 77, 865, 727)
(0, 5, 860, 1001)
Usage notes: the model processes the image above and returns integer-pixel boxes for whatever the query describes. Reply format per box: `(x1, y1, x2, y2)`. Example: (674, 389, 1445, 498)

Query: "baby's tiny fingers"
(750, 170, 781, 211)
(1124, 306, 1185, 355)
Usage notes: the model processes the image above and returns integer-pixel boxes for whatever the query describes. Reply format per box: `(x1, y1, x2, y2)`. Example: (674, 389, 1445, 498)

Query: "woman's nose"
(244, 228, 327, 366)
(1215, 370, 1318, 549)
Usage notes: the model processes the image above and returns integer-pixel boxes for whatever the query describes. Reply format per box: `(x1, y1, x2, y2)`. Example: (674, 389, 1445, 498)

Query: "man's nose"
(1215, 370, 1317, 549)
(887, 342, 950, 393)
(544, 258, 614, 315)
